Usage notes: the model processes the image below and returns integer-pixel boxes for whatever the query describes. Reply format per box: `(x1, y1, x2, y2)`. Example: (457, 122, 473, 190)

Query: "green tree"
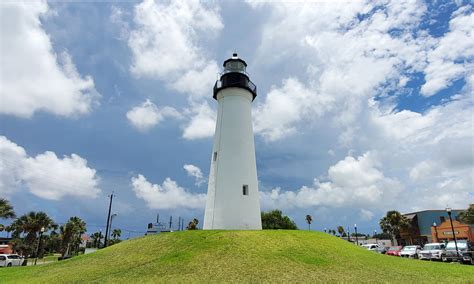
(0, 198, 16, 219)
(379, 210, 411, 242)
(337, 226, 345, 237)
(112, 229, 121, 240)
(60, 216, 86, 257)
(305, 215, 313, 231)
(90, 232, 103, 248)
(8, 211, 56, 256)
(373, 232, 392, 239)
(187, 218, 199, 230)
(0, 198, 16, 232)
(458, 204, 474, 224)
(44, 230, 61, 254)
(261, 210, 297, 230)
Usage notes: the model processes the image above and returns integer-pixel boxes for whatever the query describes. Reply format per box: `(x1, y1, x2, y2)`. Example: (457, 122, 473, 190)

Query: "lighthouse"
(203, 53, 262, 230)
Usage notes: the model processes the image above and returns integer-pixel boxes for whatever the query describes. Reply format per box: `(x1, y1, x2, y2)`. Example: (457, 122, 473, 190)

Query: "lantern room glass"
(224, 61, 246, 74)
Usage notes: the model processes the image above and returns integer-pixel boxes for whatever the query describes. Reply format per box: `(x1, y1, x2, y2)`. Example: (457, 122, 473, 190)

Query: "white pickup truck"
(0, 254, 26, 267)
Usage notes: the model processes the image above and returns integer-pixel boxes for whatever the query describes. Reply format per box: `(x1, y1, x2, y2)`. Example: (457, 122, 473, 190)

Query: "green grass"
(2, 231, 473, 283)
(27, 254, 61, 265)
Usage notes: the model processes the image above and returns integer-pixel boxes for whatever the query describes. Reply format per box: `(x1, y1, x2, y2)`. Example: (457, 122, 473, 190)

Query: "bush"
(261, 210, 297, 230)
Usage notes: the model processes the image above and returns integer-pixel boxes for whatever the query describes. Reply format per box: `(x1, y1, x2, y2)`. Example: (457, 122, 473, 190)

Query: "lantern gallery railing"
(213, 73, 257, 101)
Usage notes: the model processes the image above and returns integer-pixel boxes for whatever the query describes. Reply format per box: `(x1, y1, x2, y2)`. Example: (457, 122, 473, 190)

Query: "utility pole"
(354, 224, 359, 246)
(169, 216, 172, 230)
(446, 208, 460, 261)
(103, 192, 114, 248)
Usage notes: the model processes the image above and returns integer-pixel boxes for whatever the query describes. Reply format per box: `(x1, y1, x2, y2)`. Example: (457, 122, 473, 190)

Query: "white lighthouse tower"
(203, 53, 262, 230)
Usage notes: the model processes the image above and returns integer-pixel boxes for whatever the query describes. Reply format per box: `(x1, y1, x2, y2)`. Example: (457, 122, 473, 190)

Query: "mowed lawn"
(2, 230, 473, 283)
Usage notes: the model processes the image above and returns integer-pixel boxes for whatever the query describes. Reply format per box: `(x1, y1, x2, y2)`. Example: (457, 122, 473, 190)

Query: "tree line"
(0, 198, 121, 258)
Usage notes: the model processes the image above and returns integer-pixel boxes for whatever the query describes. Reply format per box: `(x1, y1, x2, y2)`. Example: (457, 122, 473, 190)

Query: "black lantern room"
(213, 53, 257, 101)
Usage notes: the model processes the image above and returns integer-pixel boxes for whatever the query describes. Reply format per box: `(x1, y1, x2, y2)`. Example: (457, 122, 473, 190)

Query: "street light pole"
(354, 224, 358, 246)
(374, 230, 377, 244)
(446, 208, 460, 261)
(104, 192, 115, 248)
(34, 227, 45, 265)
(432, 222, 438, 243)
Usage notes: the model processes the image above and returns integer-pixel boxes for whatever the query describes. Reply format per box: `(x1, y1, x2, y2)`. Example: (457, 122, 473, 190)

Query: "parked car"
(0, 254, 26, 267)
(361, 244, 379, 251)
(375, 246, 388, 254)
(441, 240, 472, 263)
(419, 243, 446, 261)
(386, 246, 403, 256)
(462, 247, 474, 265)
(361, 244, 387, 254)
(400, 245, 421, 258)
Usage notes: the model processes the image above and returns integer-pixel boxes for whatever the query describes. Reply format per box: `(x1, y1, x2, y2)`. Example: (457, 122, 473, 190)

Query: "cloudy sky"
(1, 0, 473, 237)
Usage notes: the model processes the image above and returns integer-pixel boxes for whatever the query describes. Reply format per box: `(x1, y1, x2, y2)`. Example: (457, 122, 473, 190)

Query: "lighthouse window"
(242, 185, 249, 196)
(213, 152, 218, 161)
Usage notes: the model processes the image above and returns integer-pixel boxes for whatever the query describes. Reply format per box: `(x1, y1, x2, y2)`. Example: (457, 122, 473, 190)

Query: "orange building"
(431, 220, 474, 243)
(0, 238, 13, 254)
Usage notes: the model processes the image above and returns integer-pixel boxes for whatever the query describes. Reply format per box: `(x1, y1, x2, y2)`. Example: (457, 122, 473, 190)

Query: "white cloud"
(0, 136, 101, 200)
(0, 1, 99, 118)
(124, 0, 224, 139)
(248, 0, 432, 142)
(22, 152, 101, 200)
(421, 7, 474, 96)
(183, 164, 205, 187)
(128, 0, 222, 98)
(110, 6, 130, 40)
(246, 2, 473, 217)
(170, 63, 220, 98)
(359, 209, 374, 221)
(126, 99, 181, 131)
(182, 102, 216, 140)
(131, 174, 206, 209)
(0, 136, 27, 197)
(254, 78, 332, 141)
(409, 161, 438, 182)
(260, 152, 403, 210)
(368, 87, 473, 210)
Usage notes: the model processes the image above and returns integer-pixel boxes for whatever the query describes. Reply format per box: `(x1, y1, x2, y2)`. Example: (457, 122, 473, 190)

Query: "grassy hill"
(2, 230, 473, 283)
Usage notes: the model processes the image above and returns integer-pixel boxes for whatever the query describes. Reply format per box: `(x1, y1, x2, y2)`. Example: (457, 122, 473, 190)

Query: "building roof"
(403, 209, 464, 236)
(405, 213, 417, 220)
(403, 209, 464, 215)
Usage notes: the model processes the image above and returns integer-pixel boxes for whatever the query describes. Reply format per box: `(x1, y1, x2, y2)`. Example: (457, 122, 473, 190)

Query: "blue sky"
(1, 0, 473, 238)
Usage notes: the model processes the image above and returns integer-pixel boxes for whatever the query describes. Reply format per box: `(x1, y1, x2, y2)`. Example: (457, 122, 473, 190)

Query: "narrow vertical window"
(242, 185, 248, 196)
(213, 152, 217, 161)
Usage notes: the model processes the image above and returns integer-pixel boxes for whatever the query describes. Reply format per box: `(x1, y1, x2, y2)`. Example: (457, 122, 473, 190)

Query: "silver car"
(0, 254, 26, 267)
(419, 243, 446, 261)
(400, 245, 421, 258)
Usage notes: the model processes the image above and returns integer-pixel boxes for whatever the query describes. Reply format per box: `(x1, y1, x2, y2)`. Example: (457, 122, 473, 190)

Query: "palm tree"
(111, 229, 121, 240)
(379, 210, 411, 243)
(187, 218, 199, 230)
(337, 226, 345, 237)
(305, 215, 312, 231)
(90, 232, 103, 248)
(8, 211, 56, 256)
(60, 216, 86, 257)
(0, 198, 16, 231)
